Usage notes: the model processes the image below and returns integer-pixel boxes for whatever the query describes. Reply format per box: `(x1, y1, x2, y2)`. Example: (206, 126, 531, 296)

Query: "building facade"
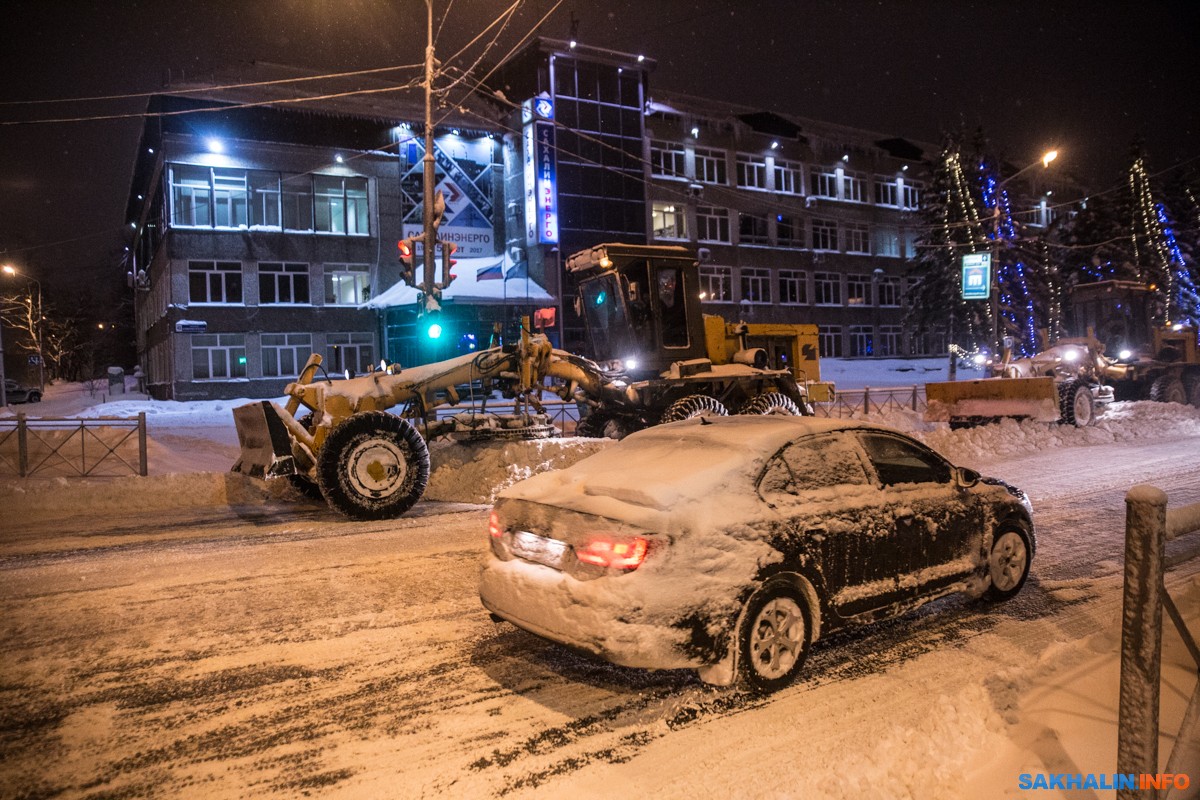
(125, 40, 1066, 400)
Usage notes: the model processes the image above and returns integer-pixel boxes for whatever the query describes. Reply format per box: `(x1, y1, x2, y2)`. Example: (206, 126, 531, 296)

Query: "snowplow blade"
(230, 400, 298, 479)
(924, 376, 1060, 424)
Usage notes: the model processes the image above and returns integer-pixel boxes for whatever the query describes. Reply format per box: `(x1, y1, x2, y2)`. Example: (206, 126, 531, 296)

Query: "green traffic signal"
(427, 322, 443, 339)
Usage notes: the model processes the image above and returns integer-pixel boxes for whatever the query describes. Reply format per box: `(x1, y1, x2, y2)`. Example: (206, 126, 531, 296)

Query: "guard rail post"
(1118, 485, 1167, 799)
(138, 412, 148, 476)
(17, 412, 28, 477)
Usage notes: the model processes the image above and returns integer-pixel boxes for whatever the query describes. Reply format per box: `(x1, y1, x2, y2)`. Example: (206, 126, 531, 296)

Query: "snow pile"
(425, 437, 611, 504)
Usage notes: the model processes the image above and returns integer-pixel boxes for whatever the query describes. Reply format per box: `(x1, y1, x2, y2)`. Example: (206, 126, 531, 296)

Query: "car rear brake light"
(487, 509, 504, 539)
(574, 535, 649, 570)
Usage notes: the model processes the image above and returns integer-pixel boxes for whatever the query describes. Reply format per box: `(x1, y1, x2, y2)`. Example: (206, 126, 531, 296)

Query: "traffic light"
(438, 240, 458, 291)
(424, 313, 443, 339)
(398, 233, 425, 285)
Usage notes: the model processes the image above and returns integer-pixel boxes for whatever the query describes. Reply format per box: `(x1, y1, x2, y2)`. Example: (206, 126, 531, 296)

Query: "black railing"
(0, 413, 148, 478)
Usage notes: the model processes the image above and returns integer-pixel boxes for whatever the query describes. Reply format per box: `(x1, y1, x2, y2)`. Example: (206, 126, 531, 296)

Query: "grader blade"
(924, 376, 1060, 424)
(231, 400, 298, 479)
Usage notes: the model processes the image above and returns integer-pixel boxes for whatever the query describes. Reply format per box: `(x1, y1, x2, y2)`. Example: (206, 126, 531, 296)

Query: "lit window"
(652, 202, 687, 239)
(325, 264, 371, 305)
(847, 274, 871, 306)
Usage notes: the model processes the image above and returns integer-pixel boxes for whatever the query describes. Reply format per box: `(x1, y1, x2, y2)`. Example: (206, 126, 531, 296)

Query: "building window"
(212, 169, 250, 228)
(188, 260, 243, 304)
(877, 325, 902, 356)
(814, 272, 841, 305)
(325, 264, 371, 305)
(738, 212, 769, 245)
(875, 177, 900, 207)
(741, 267, 771, 304)
(652, 202, 687, 239)
(650, 140, 686, 179)
(777, 214, 804, 248)
(847, 274, 871, 305)
(694, 147, 727, 184)
(191, 334, 246, 381)
(699, 264, 732, 302)
(314, 175, 369, 234)
(901, 180, 922, 210)
(282, 174, 315, 231)
(736, 154, 767, 189)
(326, 332, 375, 377)
(843, 171, 867, 203)
(819, 326, 842, 358)
(904, 231, 919, 258)
(774, 160, 803, 194)
(874, 225, 901, 257)
(812, 168, 838, 199)
(697, 205, 730, 242)
(779, 269, 806, 305)
(261, 333, 313, 378)
(849, 325, 874, 357)
(812, 218, 838, 251)
(845, 223, 870, 254)
(259, 262, 310, 305)
(250, 171, 281, 228)
(878, 276, 901, 307)
(170, 165, 214, 227)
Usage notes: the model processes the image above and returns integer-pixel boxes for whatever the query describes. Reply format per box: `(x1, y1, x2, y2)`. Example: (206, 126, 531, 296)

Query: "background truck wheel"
(575, 411, 639, 439)
(1149, 375, 1186, 404)
(1057, 379, 1095, 427)
(739, 392, 802, 416)
(659, 394, 729, 424)
(317, 412, 430, 520)
(1183, 374, 1200, 408)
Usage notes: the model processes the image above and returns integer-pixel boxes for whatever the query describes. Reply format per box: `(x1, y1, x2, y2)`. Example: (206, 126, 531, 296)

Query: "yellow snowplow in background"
(925, 339, 1116, 429)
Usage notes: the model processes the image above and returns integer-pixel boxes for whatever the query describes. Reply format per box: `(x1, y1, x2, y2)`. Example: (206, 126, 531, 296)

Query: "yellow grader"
(232, 243, 828, 519)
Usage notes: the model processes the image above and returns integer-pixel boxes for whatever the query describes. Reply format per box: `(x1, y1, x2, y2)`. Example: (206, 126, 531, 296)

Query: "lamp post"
(989, 149, 1058, 352)
(2, 265, 44, 391)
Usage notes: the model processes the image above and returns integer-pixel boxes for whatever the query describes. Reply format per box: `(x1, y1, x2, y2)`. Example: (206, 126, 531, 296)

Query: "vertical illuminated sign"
(523, 97, 558, 245)
(961, 252, 991, 300)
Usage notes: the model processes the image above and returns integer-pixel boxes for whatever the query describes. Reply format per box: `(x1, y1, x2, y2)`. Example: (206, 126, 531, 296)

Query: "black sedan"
(480, 416, 1034, 692)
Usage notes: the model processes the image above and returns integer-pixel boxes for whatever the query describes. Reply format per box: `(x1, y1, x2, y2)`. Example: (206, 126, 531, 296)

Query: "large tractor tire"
(1057, 379, 1096, 427)
(575, 411, 640, 440)
(740, 392, 802, 417)
(316, 412, 430, 520)
(659, 394, 729, 424)
(1148, 375, 1187, 404)
(1183, 374, 1200, 408)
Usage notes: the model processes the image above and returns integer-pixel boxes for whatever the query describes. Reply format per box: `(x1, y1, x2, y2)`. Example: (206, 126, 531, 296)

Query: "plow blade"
(924, 376, 1060, 424)
(231, 400, 298, 479)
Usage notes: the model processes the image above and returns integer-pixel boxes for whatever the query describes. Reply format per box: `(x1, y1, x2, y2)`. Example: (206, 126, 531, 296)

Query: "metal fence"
(812, 385, 927, 418)
(0, 413, 148, 478)
(1118, 486, 1200, 800)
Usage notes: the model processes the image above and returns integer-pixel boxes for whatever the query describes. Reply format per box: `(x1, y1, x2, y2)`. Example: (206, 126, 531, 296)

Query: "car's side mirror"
(957, 467, 980, 487)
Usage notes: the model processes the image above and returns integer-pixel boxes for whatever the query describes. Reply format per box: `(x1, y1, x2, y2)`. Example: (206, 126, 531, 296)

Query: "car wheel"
(316, 411, 430, 520)
(29, 392, 41, 403)
(659, 394, 729, 424)
(739, 391, 802, 416)
(1057, 379, 1095, 427)
(983, 527, 1032, 602)
(738, 578, 811, 693)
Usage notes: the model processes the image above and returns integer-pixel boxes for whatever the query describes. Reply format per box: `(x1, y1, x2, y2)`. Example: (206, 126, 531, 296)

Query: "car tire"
(1149, 375, 1186, 404)
(739, 392, 802, 416)
(575, 411, 639, 439)
(737, 578, 812, 693)
(983, 527, 1032, 602)
(316, 411, 430, 520)
(1057, 379, 1095, 427)
(29, 392, 41, 403)
(659, 394, 729, 424)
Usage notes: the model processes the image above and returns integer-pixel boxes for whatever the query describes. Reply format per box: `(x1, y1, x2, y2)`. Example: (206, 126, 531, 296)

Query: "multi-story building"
(124, 40, 1069, 400)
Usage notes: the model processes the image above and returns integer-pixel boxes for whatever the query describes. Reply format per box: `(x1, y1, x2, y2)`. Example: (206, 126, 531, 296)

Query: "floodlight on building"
(206, 138, 224, 153)
(569, 40, 577, 48)
(148, 148, 154, 154)
(452, 128, 460, 136)
(690, 126, 699, 138)
(770, 141, 779, 150)
(335, 154, 344, 163)
(637, 54, 645, 62)
(841, 154, 849, 162)
(902, 165, 909, 171)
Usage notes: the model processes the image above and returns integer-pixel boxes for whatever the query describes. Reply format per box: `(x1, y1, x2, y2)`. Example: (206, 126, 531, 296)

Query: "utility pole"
(422, 0, 437, 307)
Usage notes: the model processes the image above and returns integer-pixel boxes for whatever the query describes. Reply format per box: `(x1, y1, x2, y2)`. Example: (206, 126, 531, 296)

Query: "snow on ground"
(3, 365, 1200, 798)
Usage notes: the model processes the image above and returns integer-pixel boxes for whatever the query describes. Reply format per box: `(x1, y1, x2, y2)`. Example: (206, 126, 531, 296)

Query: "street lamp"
(989, 150, 1058, 352)
(2, 265, 45, 391)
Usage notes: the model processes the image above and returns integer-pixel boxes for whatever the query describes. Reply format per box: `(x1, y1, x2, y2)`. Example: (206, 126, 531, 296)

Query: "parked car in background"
(4, 379, 42, 404)
(480, 416, 1035, 693)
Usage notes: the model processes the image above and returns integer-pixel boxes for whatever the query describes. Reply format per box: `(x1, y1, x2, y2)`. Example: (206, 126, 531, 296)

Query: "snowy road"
(2, 435, 1199, 799)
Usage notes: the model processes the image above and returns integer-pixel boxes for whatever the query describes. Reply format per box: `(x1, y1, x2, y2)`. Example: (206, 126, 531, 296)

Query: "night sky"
(2, 0, 1197, 291)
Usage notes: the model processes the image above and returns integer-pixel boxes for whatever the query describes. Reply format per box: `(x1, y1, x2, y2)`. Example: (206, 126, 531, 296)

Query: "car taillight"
(488, 509, 504, 539)
(574, 535, 649, 570)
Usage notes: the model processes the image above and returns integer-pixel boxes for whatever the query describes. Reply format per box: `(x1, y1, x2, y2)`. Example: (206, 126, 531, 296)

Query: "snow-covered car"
(4, 378, 42, 404)
(480, 416, 1035, 693)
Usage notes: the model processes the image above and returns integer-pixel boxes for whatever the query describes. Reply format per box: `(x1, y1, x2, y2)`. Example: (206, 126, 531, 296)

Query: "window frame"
(814, 271, 841, 306)
(188, 260, 243, 305)
(699, 264, 733, 303)
(258, 262, 311, 305)
(740, 267, 771, 304)
(779, 269, 807, 305)
(191, 333, 246, 381)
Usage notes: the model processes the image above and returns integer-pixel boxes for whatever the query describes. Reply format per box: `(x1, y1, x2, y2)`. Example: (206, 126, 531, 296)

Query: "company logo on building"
(523, 96, 558, 245)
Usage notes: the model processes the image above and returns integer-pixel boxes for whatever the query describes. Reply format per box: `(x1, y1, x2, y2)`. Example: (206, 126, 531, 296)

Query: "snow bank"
(425, 437, 611, 504)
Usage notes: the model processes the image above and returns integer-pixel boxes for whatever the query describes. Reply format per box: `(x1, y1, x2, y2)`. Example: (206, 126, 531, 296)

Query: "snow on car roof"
(500, 415, 898, 515)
